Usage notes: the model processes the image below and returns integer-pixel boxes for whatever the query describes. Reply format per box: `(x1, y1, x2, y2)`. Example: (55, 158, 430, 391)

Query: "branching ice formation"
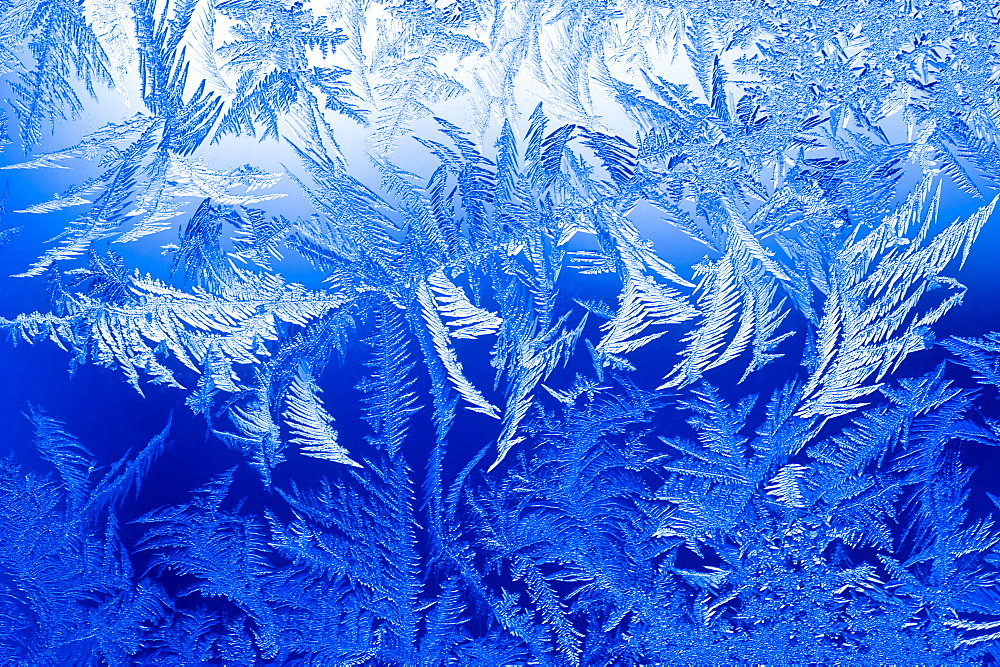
(1, 0, 1000, 661)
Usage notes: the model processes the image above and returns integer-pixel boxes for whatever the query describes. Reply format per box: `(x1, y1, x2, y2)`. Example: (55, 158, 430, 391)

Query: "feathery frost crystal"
(1, 0, 1000, 662)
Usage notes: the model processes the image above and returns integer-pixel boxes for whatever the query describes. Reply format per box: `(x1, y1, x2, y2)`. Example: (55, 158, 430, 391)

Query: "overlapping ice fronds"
(1, 0, 1000, 661)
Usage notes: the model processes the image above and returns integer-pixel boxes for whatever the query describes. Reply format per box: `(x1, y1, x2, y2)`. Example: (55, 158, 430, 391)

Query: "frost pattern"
(1, 0, 1000, 662)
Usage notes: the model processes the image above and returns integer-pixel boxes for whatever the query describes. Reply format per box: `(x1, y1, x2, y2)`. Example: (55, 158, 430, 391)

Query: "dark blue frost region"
(1, 0, 1000, 663)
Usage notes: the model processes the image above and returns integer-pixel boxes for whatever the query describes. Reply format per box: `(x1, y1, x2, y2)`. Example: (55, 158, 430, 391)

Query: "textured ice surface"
(1, 0, 1000, 662)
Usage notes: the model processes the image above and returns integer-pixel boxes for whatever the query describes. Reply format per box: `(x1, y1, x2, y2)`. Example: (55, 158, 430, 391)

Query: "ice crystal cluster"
(1, 0, 1000, 662)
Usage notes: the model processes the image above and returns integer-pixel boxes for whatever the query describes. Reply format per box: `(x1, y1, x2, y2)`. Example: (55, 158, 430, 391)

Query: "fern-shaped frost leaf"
(283, 364, 360, 467)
